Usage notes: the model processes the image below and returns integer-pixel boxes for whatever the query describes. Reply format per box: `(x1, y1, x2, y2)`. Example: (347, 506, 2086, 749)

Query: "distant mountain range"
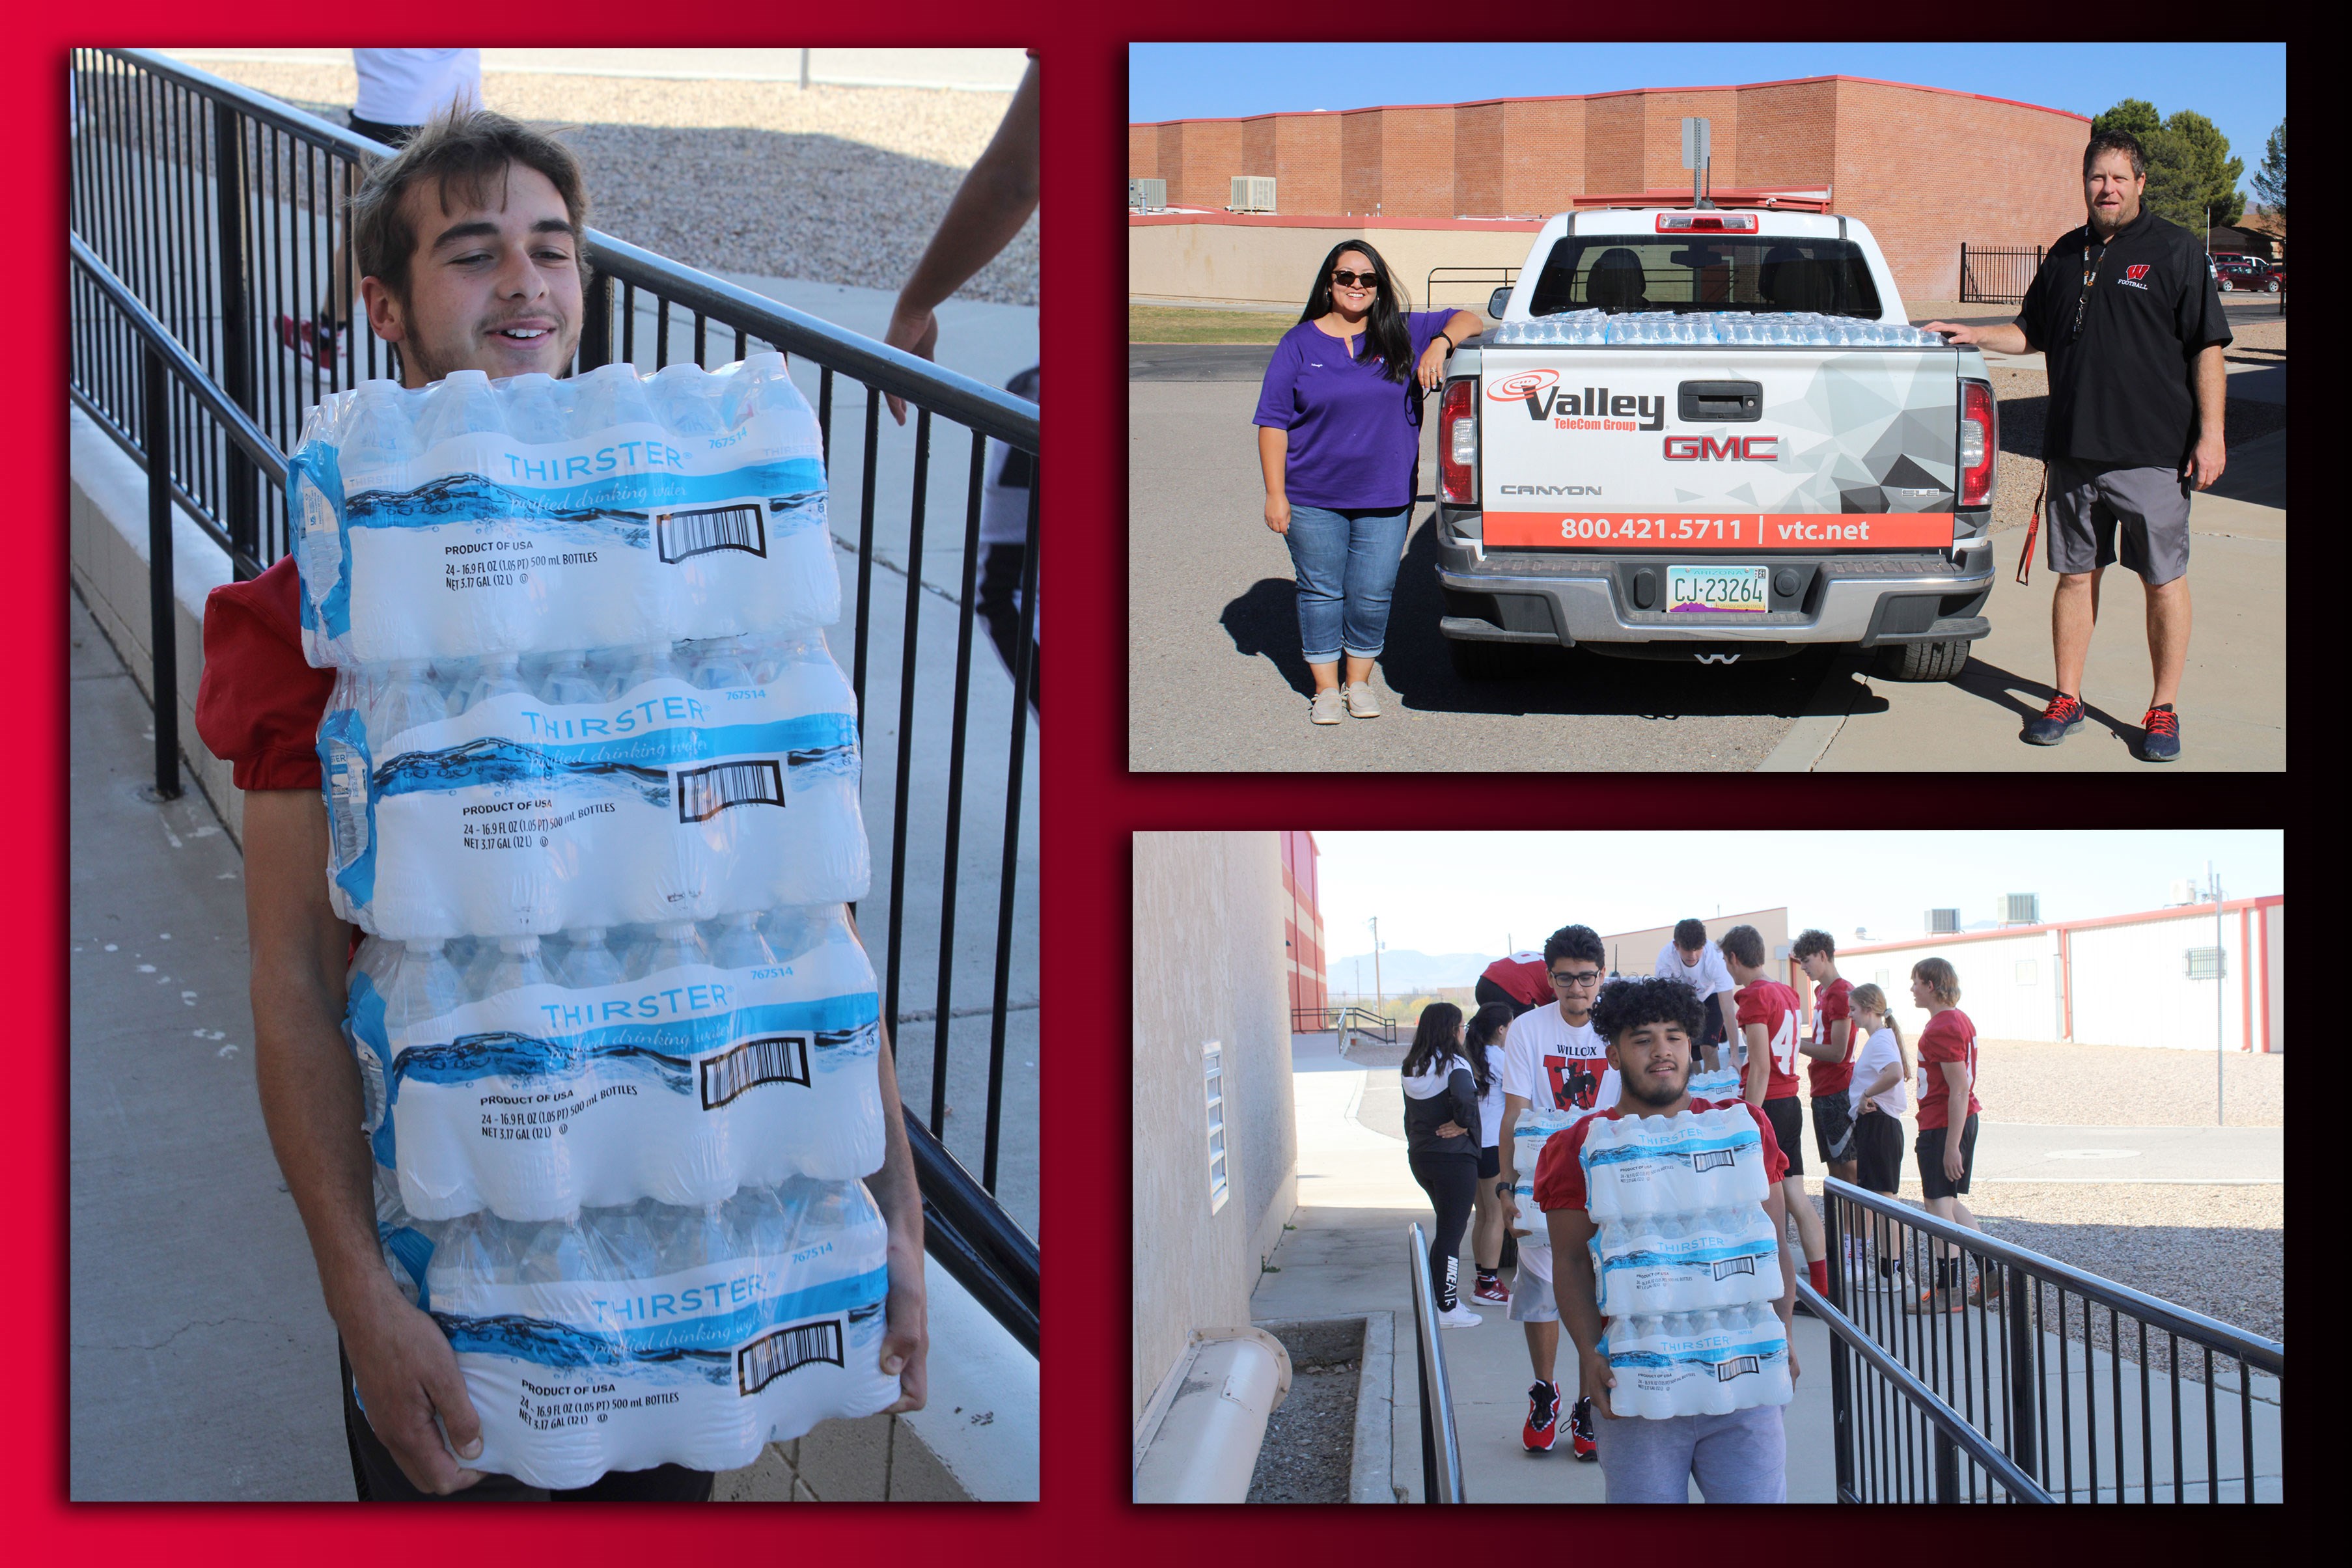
(1326, 950, 1491, 994)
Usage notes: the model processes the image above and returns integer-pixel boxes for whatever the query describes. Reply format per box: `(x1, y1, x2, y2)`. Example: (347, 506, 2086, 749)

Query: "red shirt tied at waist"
(1480, 951, 1555, 1009)
(193, 555, 335, 793)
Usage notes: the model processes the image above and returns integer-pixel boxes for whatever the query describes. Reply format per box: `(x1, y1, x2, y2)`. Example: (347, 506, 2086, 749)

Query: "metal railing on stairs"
(1809, 1176, 2282, 1503)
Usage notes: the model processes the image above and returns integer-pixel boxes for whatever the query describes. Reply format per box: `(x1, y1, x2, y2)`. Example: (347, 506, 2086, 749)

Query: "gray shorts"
(2045, 458, 2191, 586)
(1509, 1256, 1558, 1322)
(1596, 1403, 1787, 1504)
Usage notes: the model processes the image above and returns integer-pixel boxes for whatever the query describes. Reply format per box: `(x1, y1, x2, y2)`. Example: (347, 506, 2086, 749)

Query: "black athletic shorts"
(1762, 1095, 1805, 1177)
(1915, 1112, 1980, 1200)
(1474, 976, 1538, 1017)
(1478, 1143, 1501, 1180)
(1811, 1093, 1855, 1164)
(1852, 1108, 1905, 1192)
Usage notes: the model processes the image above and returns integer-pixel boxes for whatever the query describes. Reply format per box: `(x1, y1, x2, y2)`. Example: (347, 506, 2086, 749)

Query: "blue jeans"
(1282, 504, 1411, 663)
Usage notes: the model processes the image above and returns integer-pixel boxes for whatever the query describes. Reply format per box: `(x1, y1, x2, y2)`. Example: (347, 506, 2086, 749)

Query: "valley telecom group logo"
(1488, 368, 1560, 402)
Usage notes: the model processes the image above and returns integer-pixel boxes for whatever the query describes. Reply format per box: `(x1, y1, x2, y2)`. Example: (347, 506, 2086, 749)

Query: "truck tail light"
(1440, 378, 1476, 504)
(1959, 378, 1996, 508)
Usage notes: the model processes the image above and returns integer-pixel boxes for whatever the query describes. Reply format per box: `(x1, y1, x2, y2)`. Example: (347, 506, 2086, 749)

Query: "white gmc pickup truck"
(1435, 206, 1997, 680)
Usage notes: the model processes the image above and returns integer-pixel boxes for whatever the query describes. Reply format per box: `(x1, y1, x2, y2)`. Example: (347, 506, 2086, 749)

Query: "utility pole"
(2211, 860, 2224, 1126)
(1369, 916, 1385, 1022)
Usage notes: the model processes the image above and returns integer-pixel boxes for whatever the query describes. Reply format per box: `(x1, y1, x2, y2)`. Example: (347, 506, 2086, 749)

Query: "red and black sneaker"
(1522, 1380, 1560, 1453)
(2024, 692, 2086, 746)
(2139, 705, 2180, 763)
(1473, 1271, 1510, 1306)
(1568, 1394, 1598, 1461)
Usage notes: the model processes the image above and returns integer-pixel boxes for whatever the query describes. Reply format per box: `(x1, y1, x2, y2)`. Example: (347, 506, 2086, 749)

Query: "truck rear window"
(1526, 234, 1881, 318)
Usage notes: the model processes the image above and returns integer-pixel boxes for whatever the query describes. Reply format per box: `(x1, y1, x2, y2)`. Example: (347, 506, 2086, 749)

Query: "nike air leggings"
(1408, 1149, 1479, 1310)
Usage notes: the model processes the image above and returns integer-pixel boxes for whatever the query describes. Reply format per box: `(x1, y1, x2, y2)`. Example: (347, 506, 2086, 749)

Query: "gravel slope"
(182, 57, 1040, 306)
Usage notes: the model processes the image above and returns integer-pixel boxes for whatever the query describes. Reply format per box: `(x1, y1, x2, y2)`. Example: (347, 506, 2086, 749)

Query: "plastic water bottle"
(335, 381, 422, 491)
(685, 635, 756, 692)
(536, 648, 603, 708)
(484, 933, 554, 1000)
(709, 909, 777, 970)
(449, 650, 525, 721)
(649, 363, 727, 439)
(559, 926, 626, 990)
(413, 367, 509, 452)
(503, 372, 571, 445)
(370, 659, 450, 752)
(568, 361, 661, 441)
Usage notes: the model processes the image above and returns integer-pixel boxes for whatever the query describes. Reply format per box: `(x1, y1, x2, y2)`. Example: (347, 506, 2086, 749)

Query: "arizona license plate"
(1667, 564, 1769, 614)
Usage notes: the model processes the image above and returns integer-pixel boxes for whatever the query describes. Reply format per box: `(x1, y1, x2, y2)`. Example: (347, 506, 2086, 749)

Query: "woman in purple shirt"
(1254, 240, 1484, 724)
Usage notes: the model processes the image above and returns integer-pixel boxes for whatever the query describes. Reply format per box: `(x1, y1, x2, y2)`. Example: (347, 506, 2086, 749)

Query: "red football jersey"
(1737, 978, 1805, 1102)
(1480, 951, 1556, 1009)
(1805, 977, 1857, 1099)
(1916, 1008, 1980, 1130)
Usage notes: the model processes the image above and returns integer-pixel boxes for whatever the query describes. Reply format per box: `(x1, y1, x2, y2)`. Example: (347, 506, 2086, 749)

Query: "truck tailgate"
(1478, 346, 1963, 552)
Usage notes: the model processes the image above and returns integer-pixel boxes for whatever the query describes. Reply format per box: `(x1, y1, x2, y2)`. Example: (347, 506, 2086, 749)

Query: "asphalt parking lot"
(1128, 295, 2286, 773)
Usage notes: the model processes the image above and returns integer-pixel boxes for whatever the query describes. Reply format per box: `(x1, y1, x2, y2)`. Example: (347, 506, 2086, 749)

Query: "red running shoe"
(1473, 1273, 1510, 1305)
(1523, 1380, 1559, 1453)
(1569, 1395, 1598, 1461)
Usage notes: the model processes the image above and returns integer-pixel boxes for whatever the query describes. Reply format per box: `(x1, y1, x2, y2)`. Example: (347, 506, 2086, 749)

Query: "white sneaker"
(1437, 1303, 1484, 1328)
(1310, 687, 1345, 724)
(1342, 680, 1383, 718)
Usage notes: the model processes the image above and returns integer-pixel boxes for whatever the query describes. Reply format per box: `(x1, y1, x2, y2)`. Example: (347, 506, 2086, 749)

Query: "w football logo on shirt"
(1549, 1057, 1602, 1110)
(2124, 264, 2151, 281)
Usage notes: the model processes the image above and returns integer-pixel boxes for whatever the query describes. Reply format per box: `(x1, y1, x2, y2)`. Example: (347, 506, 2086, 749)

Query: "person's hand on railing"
(881, 305, 941, 426)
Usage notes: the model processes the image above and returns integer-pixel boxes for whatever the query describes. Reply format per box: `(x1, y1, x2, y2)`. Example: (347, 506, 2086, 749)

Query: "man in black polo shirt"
(1927, 130, 2231, 763)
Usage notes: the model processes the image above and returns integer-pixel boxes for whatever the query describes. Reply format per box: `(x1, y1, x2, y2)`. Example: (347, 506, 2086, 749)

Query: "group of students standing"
(1394, 917, 1993, 1502)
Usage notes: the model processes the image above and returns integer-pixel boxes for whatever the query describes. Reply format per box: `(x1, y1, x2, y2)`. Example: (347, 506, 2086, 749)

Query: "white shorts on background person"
(1509, 1246, 1557, 1322)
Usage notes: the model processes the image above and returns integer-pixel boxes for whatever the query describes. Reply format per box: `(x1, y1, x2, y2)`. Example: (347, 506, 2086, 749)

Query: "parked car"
(2213, 253, 2283, 293)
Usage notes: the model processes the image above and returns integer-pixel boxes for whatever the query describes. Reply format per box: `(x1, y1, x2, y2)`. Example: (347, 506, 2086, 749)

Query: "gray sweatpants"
(1595, 1403, 1787, 1503)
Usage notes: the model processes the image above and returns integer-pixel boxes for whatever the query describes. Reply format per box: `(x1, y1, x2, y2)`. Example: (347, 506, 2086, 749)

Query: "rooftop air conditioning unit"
(1129, 178, 1166, 212)
(1926, 908, 1961, 935)
(1997, 893, 2040, 926)
(1230, 176, 1277, 213)
(2168, 878, 2200, 907)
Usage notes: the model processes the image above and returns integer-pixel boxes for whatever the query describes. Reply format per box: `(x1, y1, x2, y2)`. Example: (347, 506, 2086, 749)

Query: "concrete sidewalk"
(1972, 1122, 2283, 1184)
(1766, 430, 2286, 771)
(1252, 1032, 1835, 1502)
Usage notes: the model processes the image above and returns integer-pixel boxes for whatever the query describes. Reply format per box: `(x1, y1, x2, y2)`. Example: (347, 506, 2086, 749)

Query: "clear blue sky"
(1129, 43, 2285, 198)
(1314, 830, 2283, 966)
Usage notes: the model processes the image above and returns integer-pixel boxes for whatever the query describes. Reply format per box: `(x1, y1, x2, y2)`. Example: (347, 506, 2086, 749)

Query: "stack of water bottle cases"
(1583, 1107, 1795, 1420)
(288, 353, 901, 1487)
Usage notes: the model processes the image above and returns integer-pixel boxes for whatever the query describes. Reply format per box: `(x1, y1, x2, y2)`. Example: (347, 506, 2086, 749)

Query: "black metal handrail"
(1797, 1279, 2053, 1503)
(1818, 1176, 2281, 1504)
(907, 1112, 1039, 1356)
(1405, 1222, 1464, 1503)
(1292, 1004, 1400, 1043)
(70, 45, 1039, 1351)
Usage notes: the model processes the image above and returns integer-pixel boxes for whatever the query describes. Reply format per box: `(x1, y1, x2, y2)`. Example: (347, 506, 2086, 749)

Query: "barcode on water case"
(325, 741, 369, 866)
(674, 759, 787, 823)
(1690, 1148, 1737, 1174)
(699, 1032, 813, 1109)
(1713, 1355, 1762, 1382)
(737, 1317, 844, 1396)
(1708, 1256, 1758, 1282)
(656, 502, 768, 563)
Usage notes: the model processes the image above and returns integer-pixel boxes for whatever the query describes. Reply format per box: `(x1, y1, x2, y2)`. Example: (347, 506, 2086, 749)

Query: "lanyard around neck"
(2070, 228, 2114, 343)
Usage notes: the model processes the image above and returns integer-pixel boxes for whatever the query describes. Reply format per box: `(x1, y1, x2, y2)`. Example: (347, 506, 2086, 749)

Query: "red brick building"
(1279, 831, 1327, 1022)
(1130, 76, 2091, 303)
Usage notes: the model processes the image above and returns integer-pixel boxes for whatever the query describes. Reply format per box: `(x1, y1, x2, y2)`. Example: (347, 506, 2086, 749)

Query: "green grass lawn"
(1129, 305, 1299, 344)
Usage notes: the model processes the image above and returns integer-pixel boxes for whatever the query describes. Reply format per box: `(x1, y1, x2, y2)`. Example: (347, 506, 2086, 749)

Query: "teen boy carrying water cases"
(1534, 977, 1799, 1504)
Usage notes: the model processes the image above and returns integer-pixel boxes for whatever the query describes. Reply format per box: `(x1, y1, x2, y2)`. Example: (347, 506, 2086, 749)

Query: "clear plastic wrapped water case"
(292, 355, 896, 1481)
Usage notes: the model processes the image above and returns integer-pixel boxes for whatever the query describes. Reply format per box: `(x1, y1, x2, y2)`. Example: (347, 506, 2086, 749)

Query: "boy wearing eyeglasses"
(1495, 924, 1618, 1460)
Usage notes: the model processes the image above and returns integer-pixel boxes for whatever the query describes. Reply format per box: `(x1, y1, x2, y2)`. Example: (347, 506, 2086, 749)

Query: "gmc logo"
(1664, 435, 1779, 461)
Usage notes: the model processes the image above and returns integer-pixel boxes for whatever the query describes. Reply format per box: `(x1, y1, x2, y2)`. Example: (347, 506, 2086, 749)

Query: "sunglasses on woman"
(1330, 269, 1381, 289)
